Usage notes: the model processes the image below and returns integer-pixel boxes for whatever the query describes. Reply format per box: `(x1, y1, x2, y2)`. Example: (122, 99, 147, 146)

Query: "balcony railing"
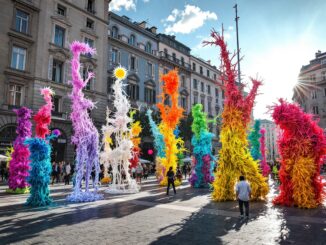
(159, 51, 191, 70)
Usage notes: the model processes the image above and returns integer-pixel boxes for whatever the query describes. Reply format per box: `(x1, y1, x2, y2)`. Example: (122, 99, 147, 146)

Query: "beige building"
(293, 50, 326, 130)
(259, 119, 280, 163)
(0, 0, 109, 162)
(190, 55, 223, 150)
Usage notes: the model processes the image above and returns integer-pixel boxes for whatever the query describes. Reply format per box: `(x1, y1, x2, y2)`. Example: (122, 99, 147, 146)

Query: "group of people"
(51, 161, 72, 185)
(131, 163, 153, 183)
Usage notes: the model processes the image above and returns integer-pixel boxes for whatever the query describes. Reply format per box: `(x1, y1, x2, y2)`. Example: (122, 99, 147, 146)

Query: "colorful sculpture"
(156, 69, 184, 186)
(205, 31, 268, 201)
(189, 104, 215, 187)
(66, 41, 102, 202)
(7, 107, 32, 194)
(248, 120, 262, 161)
(272, 99, 326, 208)
(259, 128, 270, 177)
(24, 88, 58, 206)
(100, 66, 139, 193)
(129, 111, 142, 169)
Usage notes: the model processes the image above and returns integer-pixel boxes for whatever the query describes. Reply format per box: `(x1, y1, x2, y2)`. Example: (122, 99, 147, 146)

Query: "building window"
(130, 56, 136, 70)
(181, 57, 184, 66)
(107, 77, 114, 94)
(207, 69, 210, 77)
(324, 88, 326, 97)
(164, 48, 168, 58)
(181, 76, 186, 88)
(193, 95, 198, 105)
(201, 98, 205, 110)
(215, 97, 219, 104)
(111, 26, 118, 38)
(57, 4, 66, 16)
(208, 100, 212, 115)
(112, 49, 118, 64)
(145, 87, 156, 104)
(192, 63, 196, 71)
(86, 18, 94, 29)
(181, 96, 187, 109)
(8, 84, 22, 106)
(322, 71, 326, 81)
(147, 62, 153, 77)
(193, 79, 198, 89)
(214, 73, 217, 80)
(15, 9, 29, 34)
(172, 53, 176, 62)
(54, 25, 65, 47)
(207, 85, 211, 94)
(86, 0, 95, 13)
(312, 106, 319, 115)
(163, 68, 168, 74)
(82, 67, 93, 90)
(201, 82, 204, 92)
(129, 34, 135, 46)
(312, 90, 317, 99)
(127, 81, 139, 100)
(145, 42, 152, 54)
(11, 46, 26, 70)
(215, 88, 219, 97)
(200, 66, 203, 75)
(52, 59, 63, 83)
(222, 90, 225, 99)
(52, 96, 61, 113)
(310, 74, 316, 81)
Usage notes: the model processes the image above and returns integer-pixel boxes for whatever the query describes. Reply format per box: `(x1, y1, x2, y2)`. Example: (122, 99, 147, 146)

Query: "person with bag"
(236, 175, 251, 219)
(166, 167, 176, 195)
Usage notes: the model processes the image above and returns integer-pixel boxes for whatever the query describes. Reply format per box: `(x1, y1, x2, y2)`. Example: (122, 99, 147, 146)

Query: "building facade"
(259, 119, 280, 163)
(0, 0, 109, 162)
(108, 13, 159, 109)
(293, 50, 326, 130)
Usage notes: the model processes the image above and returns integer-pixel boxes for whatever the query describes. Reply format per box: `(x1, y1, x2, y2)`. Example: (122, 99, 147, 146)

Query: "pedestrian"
(236, 175, 251, 219)
(182, 164, 187, 179)
(64, 162, 71, 185)
(135, 163, 143, 183)
(166, 167, 176, 195)
(51, 162, 57, 185)
(143, 165, 148, 180)
(187, 164, 191, 178)
(176, 166, 182, 182)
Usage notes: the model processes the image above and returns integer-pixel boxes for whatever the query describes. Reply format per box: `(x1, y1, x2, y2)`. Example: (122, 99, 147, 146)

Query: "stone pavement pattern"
(0, 177, 325, 245)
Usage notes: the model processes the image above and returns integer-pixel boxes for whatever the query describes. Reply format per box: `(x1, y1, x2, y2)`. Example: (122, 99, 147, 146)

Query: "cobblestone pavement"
(0, 177, 325, 245)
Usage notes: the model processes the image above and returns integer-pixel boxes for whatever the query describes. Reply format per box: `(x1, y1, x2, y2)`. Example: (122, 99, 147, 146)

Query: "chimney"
(316, 50, 321, 58)
(207, 60, 211, 65)
(149, 26, 157, 34)
(171, 35, 176, 39)
(138, 21, 146, 29)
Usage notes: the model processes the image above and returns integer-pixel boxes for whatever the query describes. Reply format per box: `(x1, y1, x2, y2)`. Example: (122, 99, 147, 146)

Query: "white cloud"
(109, 0, 136, 11)
(143, 0, 150, 2)
(228, 26, 234, 31)
(163, 5, 217, 34)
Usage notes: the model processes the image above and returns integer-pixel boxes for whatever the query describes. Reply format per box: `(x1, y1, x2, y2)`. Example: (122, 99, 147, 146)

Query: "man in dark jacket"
(166, 167, 176, 195)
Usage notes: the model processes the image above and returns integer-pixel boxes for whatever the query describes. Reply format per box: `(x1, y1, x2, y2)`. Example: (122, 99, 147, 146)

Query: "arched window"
(145, 42, 152, 54)
(111, 26, 118, 39)
(129, 34, 135, 46)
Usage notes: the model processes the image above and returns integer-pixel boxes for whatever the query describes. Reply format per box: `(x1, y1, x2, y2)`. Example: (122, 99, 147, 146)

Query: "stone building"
(0, 0, 109, 162)
(293, 50, 326, 130)
(259, 119, 280, 163)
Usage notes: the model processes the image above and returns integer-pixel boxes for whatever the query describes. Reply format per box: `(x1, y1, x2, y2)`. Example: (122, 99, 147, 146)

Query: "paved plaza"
(0, 177, 325, 245)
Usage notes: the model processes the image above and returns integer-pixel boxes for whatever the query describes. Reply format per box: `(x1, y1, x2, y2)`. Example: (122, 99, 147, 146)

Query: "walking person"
(135, 163, 143, 184)
(51, 162, 58, 185)
(236, 175, 251, 219)
(166, 167, 176, 195)
(64, 162, 71, 185)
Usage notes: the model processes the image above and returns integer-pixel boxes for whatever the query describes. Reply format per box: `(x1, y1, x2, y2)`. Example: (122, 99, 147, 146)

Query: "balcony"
(159, 51, 191, 70)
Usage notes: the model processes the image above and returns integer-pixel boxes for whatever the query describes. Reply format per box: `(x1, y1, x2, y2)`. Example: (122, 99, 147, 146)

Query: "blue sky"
(110, 0, 326, 119)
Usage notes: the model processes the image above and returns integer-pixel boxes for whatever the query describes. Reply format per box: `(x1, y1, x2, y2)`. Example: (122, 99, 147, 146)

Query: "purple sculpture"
(7, 107, 32, 194)
(66, 41, 103, 202)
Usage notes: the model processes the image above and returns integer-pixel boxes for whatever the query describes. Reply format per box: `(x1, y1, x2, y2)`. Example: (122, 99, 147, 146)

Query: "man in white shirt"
(235, 175, 251, 218)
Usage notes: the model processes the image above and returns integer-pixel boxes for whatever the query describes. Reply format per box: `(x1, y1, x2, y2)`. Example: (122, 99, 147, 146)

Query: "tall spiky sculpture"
(205, 31, 268, 201)
(24, 88, 59, 206)
(259, 128, 270, 177)
(272, 99, 326, 208)
(248, 120, 262, 161)
(66, 41, 102, 202)
(156, 69, 184, 186)
(7, 107, 32, 194)
(189, 104, 215, 187)
(100, 66, 139, 193)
